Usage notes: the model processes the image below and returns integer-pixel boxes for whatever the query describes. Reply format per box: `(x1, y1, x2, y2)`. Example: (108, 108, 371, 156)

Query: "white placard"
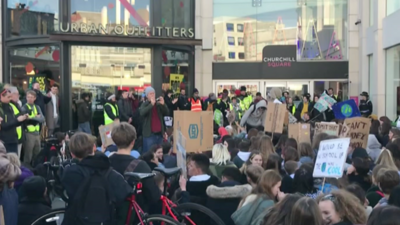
(313, 138, 350, 178)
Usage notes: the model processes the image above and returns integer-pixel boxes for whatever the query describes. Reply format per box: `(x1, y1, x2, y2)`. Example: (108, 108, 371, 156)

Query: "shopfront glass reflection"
(71, 46, 151, 133)
(213, 0, 348, 62)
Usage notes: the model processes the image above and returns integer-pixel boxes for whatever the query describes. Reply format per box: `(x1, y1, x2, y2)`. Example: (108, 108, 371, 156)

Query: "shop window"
(238, 53, 245, 59)
(227, 37, 235, 46)
(161, 0, 193, 31)
(7, 1, 59, 37)
(228, 52, 236, 59)
(162, 50, 190, 95)
(238, 37, 244, 46)
(226, 23, 234, 31)
(237, 24, 244, 32)
(213, 0, 348, 62)
(386, 45, 400, 120)
(9, 45, 60, 93)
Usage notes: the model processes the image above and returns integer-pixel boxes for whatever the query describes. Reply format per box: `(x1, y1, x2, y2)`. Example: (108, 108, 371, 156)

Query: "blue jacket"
(0, 185, 18, 225)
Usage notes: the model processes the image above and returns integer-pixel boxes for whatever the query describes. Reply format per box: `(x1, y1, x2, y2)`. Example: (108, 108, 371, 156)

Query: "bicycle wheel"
(30, 209, 65, 225)
(173, 203, 225, 225)
(140, 214, 181, 225)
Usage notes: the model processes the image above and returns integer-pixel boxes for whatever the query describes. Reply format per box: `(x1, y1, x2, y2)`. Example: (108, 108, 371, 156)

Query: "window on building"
(237, 24, 244, 32)
(238, 37, 244, 46)
(228, 36, 235, 45)
(238, 53, 245, 59)
(386, 46, 400, 120)
(387, 0, 400, 16)
(228, 52, 236, 59)
(226, 23, 234, 31)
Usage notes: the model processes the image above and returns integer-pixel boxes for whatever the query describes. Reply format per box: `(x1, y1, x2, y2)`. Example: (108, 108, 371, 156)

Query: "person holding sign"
(294, 93, 313, 121)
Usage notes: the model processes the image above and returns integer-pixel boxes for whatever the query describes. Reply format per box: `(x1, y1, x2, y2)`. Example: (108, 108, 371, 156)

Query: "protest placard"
(340, 117, 371, 149)
(314, 93, 337, 112)
(98, 120, 120, 147)
(176, 131, 187, 179)
(314, 122, 340, 137)
(289, 123, 311, 144)
(332, 99, 361, 119)
(313, 138, 351, 178)
(264, 103, 287, 134)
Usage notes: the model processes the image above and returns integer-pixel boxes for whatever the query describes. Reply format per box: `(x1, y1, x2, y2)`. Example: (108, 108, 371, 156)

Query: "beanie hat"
(145, 86, 155, 97)
(0, 154, 21, 184)
(269, 87, 282, 100)
(235, 90, 241, 96)
(21, 176, 47, 198)
(193, 88, 199, 94)
(240, 86, 246, 92)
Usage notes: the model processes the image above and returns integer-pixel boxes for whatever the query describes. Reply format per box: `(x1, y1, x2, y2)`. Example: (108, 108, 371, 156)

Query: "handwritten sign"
(314, 93, 337, 112)
(264, 103, 287, 134)
(314, 122, 340, 137)
(176, 131, 187, 179)
(340, 117, 371, 149)
(313, 138, 350, 178)
(289, 123, 311, 144)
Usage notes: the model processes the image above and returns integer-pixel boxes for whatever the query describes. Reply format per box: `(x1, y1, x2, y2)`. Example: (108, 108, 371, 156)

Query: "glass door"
(264, 81, 286, 99)
(240, 82, 260, 98)
(215, 82, 237, 97)
(287, 81, 309, 105)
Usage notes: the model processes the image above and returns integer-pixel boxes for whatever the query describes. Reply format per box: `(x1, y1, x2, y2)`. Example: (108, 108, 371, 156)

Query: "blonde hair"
(317, 190, 367, 225)
(376, 149, 398, 171)
(6, 153, 20, 167)
(212, 143, 231, 165)
(240, 151, 262, 173)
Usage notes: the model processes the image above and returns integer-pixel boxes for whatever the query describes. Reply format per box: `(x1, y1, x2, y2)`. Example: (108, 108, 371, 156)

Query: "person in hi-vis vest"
(238, 86, 253, 111)
(9, 86, 24, 157)
(104, 94, 119, 125)
(21, 90, 45, 165)
(188, 88, 204, 111)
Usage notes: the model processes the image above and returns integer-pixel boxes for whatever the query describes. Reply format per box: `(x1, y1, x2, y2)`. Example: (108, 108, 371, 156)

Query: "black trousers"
(4, 143, 18, 154)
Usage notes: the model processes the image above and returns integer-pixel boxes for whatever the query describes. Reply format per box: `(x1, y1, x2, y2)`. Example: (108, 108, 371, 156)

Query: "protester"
(161, 142, 176, 168)
(346, 184, 373, 217)
(164, 90, 178, 119)
(294, 93, 313, 121)
(6, 153, 33, 191)
(240, 100, 267, 133)
(366, 164, 389, 207)
(367, 205, 400, 225)
(76, 92, 92, 134)
(238, 86, 253, 111)
(139, 87, 169, 153)
(0, 88, 27, 154)
(31, 82, 51, 118)
(232, 139, 251, 168)
(8, 87, 24, 156)
(244, 165, 264, 187)
(46, 84, 59, 136)
(103, 93, 119, 126)
(117, 89, 134, 124)
(262, 194, 302, 225)
(177, 89, 189, 110)
(293, 164, 318, 198)
(359, 91, 373, 117)
(188, 88, 204, 112)
(374, 169, 400, 207)
(289, 197, 324, 225)
(209, 143, 236, 180)
(298, 142, 314, 165)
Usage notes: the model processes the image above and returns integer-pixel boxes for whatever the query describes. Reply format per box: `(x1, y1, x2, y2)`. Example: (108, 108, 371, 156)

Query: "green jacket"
(209, 161, 237, 180)
(139, 101, 169, 137)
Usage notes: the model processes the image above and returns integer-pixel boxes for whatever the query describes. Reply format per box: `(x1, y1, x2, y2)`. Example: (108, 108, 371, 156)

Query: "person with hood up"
(238, 86, 253, 111)
(240, 98, 267, 133)
(188, 88, 204, 112)
(117, 90, 134, 124)
(367, 134, 382, 162)
(294, 93, 314, 121)
(359, 91, 373, 117)
(103, 93, 119, 125)
(76, 92, 92, 134)
(268, 87, 282, 104)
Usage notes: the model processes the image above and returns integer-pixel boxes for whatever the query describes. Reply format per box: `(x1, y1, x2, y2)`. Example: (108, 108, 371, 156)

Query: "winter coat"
(76, 99, 92, 123)
(206, 182, 252, 225)
(117, 98, 134, 122)
(45, 93, 59, 130)
(17, 197, 52, 225)
(209, 161, 237, 180)
(164, 95, 178, 117)
(240, 100, 267, 127)
(33, 90, 51, 118)
(232, 194, 275, 225)
(139, 102, 169, 138)
(367, 134, 381, 162)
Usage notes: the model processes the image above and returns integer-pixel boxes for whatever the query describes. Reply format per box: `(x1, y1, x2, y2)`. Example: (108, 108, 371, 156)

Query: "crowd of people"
(0, 83, 397, 225)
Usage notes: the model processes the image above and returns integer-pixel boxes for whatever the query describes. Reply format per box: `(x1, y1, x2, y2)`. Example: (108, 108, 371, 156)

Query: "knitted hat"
(193, 88, 199, 94)
(145, 86, 155, 97)
(240, 86, 246, 92)
(235, 90, 241, 96)
(21, 176, 47, 198)
(0, 154, 21, 184)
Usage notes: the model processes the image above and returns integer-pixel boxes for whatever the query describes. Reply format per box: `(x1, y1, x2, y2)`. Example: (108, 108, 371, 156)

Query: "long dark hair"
(263, 194, 302, 225)
(293, 164, 317, 194)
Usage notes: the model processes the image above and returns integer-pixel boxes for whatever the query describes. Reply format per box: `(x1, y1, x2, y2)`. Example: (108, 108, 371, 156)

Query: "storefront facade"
(2, 0, 200, 132)
(212, 0, 350, 101)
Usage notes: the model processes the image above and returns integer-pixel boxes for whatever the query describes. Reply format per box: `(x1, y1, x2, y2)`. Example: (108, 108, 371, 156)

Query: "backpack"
(64, 168, 115, 225)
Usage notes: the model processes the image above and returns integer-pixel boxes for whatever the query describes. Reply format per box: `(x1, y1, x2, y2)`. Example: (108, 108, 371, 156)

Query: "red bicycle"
(154, 167, 225, 225)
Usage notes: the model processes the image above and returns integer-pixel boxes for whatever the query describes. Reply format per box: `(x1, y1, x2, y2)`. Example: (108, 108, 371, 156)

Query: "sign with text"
(314, 122, 340, 137)
(314, 93, 337, 112)
(264, 103, 287, 134)
(340, 117, 371, 149)
(289, 123, 311, 144)
(332, 99, 361, 119)
(262, 45, 297, 67)
(313, 138, 351, 178)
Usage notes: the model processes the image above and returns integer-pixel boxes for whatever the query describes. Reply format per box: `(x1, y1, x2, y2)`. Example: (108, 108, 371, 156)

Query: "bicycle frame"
(125, 182, 147, 225)
(160, 195, 195, 225)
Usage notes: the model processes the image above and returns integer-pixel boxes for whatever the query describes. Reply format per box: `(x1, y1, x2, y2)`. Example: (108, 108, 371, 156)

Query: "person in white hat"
(140, 86, 169, 153)
(103, 93, 119, 125)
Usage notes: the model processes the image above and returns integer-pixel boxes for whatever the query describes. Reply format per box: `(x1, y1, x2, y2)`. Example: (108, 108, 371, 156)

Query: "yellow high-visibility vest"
(9, 103, 22, 139)
(104, 103, 119, 125)
(26, 104, 40, 133)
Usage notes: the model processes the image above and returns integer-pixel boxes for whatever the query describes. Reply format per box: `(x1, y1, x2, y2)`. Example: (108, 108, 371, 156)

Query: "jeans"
(143, 134, 163, 153)
(78, 122, 92, 134)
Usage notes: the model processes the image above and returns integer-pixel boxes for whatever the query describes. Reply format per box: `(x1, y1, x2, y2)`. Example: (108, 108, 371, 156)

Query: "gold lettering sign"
(59, 23, 195, 38)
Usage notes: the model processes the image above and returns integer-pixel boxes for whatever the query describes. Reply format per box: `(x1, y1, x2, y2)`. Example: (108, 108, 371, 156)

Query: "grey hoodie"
(240, 100, 267, 127)
(367, 134, 382, 162)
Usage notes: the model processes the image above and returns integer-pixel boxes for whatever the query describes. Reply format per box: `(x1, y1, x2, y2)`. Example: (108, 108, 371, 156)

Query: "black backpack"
(64, 168, 115, 225)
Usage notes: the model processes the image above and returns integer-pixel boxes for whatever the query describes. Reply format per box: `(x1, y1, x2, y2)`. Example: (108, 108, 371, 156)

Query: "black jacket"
(359, 100, 373, 117)
(33, 90, 51, 117)
(177, 95, 190, 111)
(104, 101, 119, 120)
(60, 154, 132, 206)
(76, 99, 92, 123)
(117, 99, 133, 122)
(206, 181, 252, 225)
(164, 94, 178, 117)
(17, 197, 52, 225)
(0, 102, 24, 144)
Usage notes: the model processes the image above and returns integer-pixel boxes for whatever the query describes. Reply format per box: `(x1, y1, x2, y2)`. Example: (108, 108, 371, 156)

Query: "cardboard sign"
(313, 138, 351, 178)
(314, 93, 337, 112)
(176, 131, 187, 179)
(173, 111, 213, 153)
(289, 123, 311, 144)
(98, 120, 120, 147)
(332, 99, 361, 119)
(340, 117, 371, 149)
(314, 122, 340, 137)
(288, 112, 297, 124)
(264, 103, 287, 134)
